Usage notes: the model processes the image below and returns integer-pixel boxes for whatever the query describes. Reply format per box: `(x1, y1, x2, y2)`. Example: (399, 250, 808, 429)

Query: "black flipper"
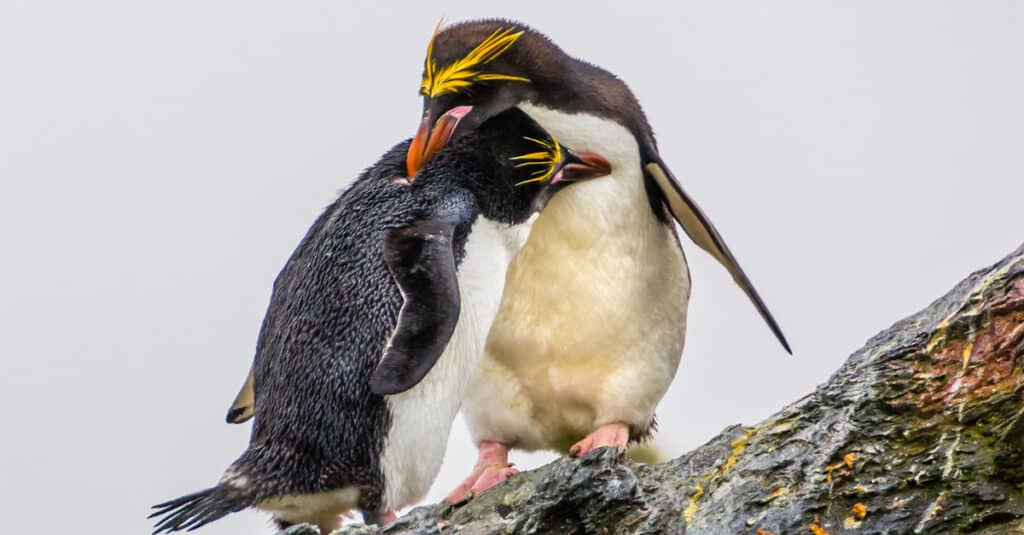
(370, 216, 463, 395)
(642, 147, 792, 354)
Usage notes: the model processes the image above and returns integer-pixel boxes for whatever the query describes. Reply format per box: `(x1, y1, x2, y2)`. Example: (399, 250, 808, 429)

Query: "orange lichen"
(809, 520, 830, 535)
(961, 339, 975, 371)
(760, 487, 786, 503)
(756, 530, 776, 535)
(682, 483, 704, 525)
(721, 433, 751, 473)
(851, 502, 868, 519)
(825, 453, 857, 483)
(683, 427, 755, 525)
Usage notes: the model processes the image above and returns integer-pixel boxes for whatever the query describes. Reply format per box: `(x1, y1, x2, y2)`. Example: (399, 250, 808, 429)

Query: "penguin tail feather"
(149, 486, 250, 533)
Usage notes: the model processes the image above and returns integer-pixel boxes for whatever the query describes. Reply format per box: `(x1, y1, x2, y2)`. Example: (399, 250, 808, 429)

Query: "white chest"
(378, 217, 522, 509)
(463, 105, 692, 450)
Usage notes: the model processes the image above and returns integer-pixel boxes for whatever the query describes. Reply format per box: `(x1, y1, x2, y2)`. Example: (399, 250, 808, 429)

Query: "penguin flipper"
(370, 216, 463, 395)
(225, 367, 255, 423)
(642, 151, 791, 354)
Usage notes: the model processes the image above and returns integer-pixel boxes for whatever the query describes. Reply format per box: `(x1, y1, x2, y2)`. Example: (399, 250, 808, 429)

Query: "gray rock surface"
(282, 243, 1024, 534)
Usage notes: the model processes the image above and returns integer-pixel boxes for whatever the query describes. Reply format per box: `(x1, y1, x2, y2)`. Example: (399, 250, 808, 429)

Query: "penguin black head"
(415, 107, 611, 225)
(406, 19, 652, 176)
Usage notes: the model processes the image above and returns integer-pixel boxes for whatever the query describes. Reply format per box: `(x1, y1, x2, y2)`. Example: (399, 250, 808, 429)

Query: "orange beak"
(405, 105, 474, 178)
(553, 150, 613, 184)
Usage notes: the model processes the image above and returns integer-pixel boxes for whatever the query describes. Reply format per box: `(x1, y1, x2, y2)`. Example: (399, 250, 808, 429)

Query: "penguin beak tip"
(406, 105, 474, 177)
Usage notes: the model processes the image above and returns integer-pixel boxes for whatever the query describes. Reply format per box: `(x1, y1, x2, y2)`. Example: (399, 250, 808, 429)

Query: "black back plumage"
(151, 109, 570, 532)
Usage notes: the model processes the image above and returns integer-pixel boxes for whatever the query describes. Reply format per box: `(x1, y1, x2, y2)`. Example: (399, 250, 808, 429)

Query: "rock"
(307, 243, 1024, 534)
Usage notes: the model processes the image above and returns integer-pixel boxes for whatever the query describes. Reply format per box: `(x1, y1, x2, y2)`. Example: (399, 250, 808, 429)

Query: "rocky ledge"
(285, 243, 1024, 534)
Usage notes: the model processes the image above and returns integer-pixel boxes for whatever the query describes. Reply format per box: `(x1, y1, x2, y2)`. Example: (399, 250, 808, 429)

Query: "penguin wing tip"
(770, 321, 793, 355)
(225, 406, 252, 424)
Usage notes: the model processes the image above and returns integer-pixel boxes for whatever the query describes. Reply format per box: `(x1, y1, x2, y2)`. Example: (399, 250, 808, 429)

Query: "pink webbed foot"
(469, 464, 518, 496)
(569, 422, 630, 458)
(445, 441, 517, 504)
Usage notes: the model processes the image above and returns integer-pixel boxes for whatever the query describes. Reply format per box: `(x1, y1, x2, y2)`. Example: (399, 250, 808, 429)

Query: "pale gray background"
(1, 1, 1021, 533)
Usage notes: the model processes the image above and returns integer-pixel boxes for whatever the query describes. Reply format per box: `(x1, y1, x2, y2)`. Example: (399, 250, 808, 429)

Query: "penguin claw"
(569, 422, 630, 457)
(444, 465, 517, 503)
(471, 465, 518, 496)
(445, 440, 514, 504)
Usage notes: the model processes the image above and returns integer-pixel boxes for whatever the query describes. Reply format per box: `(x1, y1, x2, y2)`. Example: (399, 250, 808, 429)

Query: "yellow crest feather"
(512, 136, 563, 186)
(420, 25, 530, 98)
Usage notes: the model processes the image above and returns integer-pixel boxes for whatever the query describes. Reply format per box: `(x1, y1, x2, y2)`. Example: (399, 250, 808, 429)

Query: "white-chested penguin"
(400, 20, 793, 502)
(149, 108, 611, 534)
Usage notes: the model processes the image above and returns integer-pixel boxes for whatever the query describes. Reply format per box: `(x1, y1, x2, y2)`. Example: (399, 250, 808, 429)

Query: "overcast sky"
(2, 2, 1022, 534)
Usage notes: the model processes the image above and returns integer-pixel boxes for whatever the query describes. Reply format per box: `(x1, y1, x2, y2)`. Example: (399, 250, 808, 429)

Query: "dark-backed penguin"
(149, 108, 611, 534)
(401, 20, 792, 503)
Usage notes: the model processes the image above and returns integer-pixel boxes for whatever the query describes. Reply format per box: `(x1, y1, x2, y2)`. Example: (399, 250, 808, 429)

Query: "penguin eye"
(420, 25, 531, 98)
(510, 135, 562, 186)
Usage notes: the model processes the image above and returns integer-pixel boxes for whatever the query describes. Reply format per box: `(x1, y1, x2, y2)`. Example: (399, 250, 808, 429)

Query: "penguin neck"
(516, 102, 650, 214)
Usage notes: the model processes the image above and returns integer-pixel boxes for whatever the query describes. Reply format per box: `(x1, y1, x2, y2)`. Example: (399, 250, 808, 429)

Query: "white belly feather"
(463, 104, 692, 452)
(378, 217, 521, 510)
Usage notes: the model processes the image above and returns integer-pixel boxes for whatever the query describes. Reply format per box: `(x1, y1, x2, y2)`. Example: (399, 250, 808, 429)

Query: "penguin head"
(420, 107, 611, 225)
(406, 19, 653, 177)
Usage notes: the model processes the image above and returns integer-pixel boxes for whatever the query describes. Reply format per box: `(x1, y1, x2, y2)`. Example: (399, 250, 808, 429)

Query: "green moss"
(627, 444, 665, 465)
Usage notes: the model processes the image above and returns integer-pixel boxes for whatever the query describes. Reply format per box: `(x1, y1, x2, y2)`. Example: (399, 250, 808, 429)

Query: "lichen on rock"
(280, 243, 1024, 535)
